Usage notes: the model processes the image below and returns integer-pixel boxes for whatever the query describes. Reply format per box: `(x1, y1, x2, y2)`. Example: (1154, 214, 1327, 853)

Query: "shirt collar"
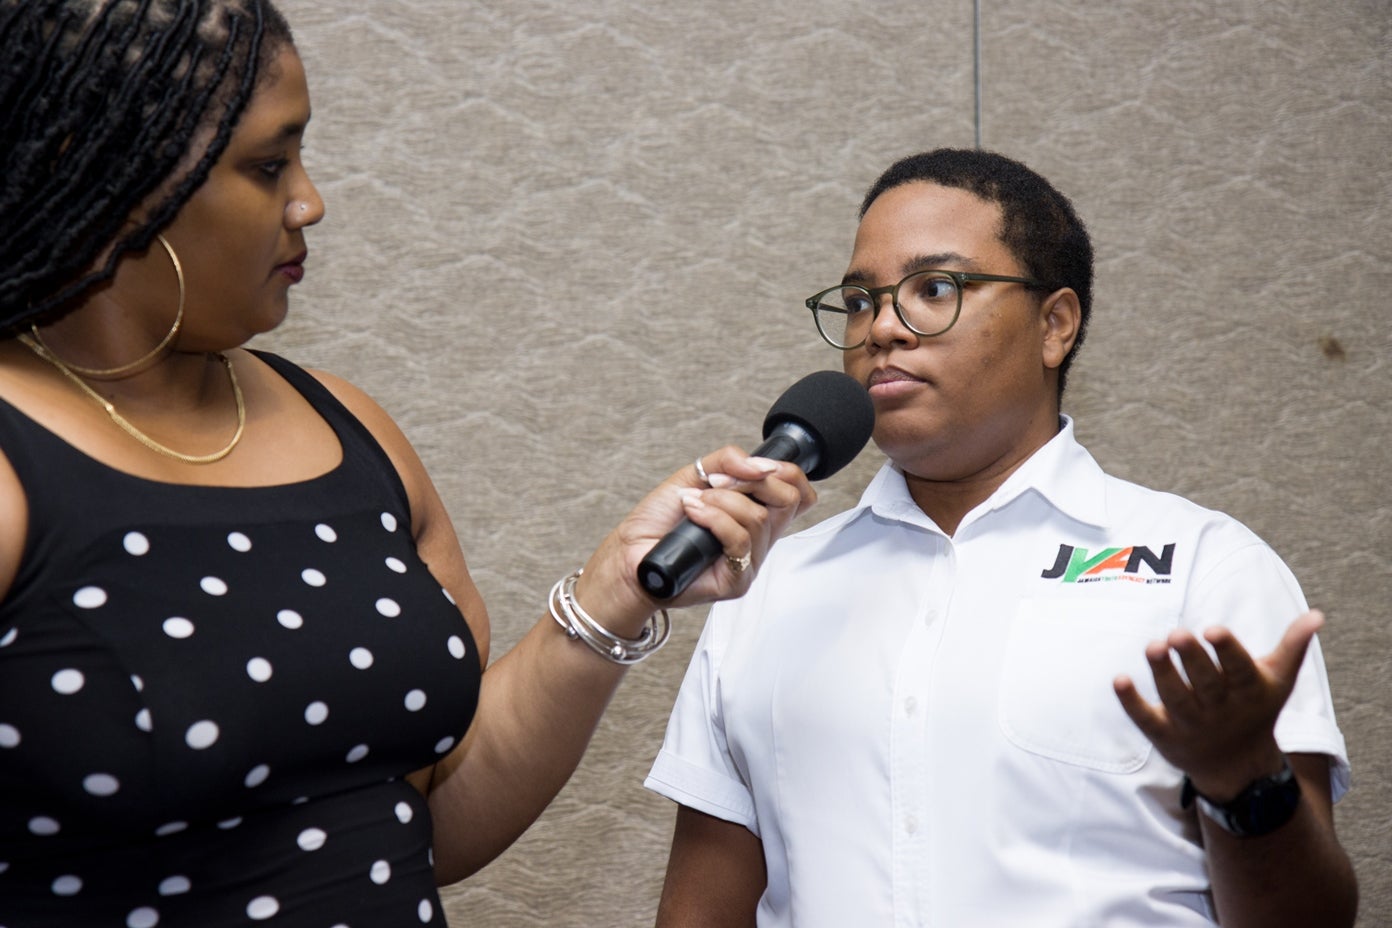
(855, 415, 1110, 533)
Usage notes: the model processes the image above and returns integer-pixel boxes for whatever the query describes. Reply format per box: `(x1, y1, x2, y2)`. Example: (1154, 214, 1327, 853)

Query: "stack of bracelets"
(548, 568, 671, 664)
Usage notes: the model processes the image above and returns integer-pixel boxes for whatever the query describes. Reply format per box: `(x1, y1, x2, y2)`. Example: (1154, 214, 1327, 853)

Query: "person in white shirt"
(645, 149, 1358, 928)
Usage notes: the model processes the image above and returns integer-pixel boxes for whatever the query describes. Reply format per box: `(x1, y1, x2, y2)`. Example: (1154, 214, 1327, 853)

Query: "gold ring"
(725, 551, 752, 574)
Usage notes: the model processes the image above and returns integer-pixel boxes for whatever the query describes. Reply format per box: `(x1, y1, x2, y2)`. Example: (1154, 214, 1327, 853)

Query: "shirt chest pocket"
(998, 598, 1176, 773)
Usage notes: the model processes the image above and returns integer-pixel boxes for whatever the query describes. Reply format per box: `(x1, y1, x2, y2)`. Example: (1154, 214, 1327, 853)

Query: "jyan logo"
(1041, 544, 1175, 584)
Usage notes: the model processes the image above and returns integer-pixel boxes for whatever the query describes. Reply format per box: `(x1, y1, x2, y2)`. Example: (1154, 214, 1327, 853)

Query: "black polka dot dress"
(0, 352, 481, 927)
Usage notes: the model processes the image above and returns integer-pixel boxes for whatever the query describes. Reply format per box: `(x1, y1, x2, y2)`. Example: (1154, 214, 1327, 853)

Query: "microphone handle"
(636, 428, 819, 600)
(637, 519, 724, 600)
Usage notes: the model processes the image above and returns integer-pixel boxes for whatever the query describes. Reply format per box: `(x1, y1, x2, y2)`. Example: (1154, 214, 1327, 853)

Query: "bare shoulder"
(302, 368, 409, 445)
(298, 366, 432, 492)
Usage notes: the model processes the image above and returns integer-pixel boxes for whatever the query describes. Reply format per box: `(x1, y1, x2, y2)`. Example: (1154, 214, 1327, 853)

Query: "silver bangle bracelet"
(548, 568, 670, 665)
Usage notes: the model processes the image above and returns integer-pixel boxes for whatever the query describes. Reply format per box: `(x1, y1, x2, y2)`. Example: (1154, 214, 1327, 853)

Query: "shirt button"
(923, 608, 938, 627)
(904, 697, 918, 717)
(905, 815, 918, 835)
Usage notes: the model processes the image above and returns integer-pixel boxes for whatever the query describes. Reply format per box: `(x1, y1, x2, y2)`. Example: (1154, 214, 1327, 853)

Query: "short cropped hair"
(0, 0, 293, 328)
(861, 149, 1094, 397)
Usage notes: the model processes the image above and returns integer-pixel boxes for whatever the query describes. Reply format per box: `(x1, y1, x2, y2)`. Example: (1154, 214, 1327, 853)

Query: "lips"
(863, 366, 929, 402)
(866, 366, 924, 389)
(275, 250, 307, 283)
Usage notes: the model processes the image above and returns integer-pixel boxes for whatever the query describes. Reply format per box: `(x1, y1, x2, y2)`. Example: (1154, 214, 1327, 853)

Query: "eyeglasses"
(804, 268, 1049, 349)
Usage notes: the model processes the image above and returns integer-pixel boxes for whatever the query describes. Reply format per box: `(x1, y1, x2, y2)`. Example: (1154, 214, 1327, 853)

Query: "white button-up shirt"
(646, 419, 1348, 927)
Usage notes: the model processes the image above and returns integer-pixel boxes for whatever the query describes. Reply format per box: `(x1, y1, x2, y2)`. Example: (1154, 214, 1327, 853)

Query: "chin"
(874, 424, 953, 470)
(253, 298, 291, 334)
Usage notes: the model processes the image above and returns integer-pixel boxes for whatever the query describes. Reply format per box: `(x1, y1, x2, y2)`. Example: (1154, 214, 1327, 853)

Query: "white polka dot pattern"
(52, 874, 82, 895)
(73, 586, 107, 609)
(0, 357, 476, 925)
(29, 816, 59, 836)
(83, 773, 120, 796)
(298, 827, 327, 851)
(246, 657, 273, 682)
(185, 721, 219, 750)
(305, 701, 329, 725)
(159, 875, 192, 896)
(162, 617, 195, 639)
(247, 895, 280, 920)
(127, 906, 159, 928)
(51, 668, 85, 694)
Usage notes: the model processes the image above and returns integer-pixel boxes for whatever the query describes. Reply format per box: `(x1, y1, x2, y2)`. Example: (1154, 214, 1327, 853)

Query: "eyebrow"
(842, 252, 981, 286)
(274, 118, 309, 142)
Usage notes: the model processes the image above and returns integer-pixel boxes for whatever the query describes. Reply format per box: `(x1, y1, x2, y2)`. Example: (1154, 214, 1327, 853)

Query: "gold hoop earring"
(29, 233, 185, 379)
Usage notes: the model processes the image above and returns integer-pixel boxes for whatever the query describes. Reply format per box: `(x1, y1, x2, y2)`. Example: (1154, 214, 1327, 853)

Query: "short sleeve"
(644, 603, 759, 833)
(1184, 526, 1350, 802)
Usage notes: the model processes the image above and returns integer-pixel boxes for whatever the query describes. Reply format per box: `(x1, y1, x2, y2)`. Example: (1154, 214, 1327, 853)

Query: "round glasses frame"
(804, 268, 1050, 349)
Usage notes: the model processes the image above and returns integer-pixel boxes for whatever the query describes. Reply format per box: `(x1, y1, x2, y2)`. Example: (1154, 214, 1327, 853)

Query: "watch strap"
(1181, 755, 1302, 838)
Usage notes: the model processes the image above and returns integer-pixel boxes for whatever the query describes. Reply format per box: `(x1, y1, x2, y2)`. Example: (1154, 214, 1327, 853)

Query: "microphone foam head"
(763, 370, 875, 480)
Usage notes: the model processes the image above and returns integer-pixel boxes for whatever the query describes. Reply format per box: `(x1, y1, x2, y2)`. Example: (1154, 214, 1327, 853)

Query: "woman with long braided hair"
(0, 3, 814, 924)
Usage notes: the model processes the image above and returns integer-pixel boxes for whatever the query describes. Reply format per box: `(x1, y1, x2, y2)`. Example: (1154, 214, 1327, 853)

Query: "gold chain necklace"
(18, 333, 246, 465)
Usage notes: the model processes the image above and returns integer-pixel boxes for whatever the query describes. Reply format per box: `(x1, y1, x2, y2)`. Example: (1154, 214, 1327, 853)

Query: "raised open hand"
(1113, 610, 1324, 798)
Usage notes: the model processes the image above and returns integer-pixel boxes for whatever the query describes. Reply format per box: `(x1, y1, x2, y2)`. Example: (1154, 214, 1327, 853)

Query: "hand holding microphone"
(638, 370, 875, 599)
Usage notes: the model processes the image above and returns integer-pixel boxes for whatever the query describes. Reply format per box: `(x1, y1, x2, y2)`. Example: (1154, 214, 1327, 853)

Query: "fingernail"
(708, 473, 738, 489)
(677, 487, 704, 507)
(748, 457, 779, 474)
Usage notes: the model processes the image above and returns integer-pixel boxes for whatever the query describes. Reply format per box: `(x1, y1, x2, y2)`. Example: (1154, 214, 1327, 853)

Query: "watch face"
(1237, 775, 1302, 836)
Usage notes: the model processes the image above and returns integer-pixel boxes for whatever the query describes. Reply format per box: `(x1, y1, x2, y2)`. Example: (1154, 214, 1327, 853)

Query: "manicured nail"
(708, 473, 738, 489)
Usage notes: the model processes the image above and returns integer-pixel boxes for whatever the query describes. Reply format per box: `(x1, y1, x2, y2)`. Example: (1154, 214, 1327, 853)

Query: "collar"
(855, 416, 1110, 533)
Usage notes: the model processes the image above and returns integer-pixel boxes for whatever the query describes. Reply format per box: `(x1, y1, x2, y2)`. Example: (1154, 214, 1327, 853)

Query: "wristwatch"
(1181, 756, 1302, 837)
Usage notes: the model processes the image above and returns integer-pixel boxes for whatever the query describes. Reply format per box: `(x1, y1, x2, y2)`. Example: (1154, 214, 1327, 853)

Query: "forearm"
(419, 451, 811, 884)
(1205, 806, 1357, 927)
(1202, 754, 1358, 928)
(656, 805, 766, 928)
(427, 609, 632, 883)
(426, 550, 661, 883)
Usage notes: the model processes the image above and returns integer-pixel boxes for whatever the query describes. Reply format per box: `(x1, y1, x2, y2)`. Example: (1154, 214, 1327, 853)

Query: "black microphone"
(637, 370, 875, 599)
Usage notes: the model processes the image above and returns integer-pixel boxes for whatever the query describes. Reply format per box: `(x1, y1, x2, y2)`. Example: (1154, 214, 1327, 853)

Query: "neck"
(901, 412, 1063, 536)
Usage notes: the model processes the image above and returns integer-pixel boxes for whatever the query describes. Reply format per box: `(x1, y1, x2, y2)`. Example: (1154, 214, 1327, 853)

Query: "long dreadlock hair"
(0, 0, 292, 329)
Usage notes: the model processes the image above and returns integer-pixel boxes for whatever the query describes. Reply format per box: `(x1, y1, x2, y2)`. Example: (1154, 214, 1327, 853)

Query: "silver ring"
(693, 457, 710, 486)
(725, 551, 752, 574)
